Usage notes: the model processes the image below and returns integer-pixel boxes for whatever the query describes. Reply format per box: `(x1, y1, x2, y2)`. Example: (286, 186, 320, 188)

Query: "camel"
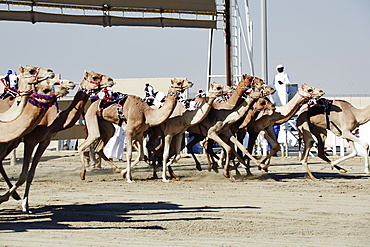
(211, 74, 264, 110)
(203, 97, 276, 174)
(243, 83, 325, 171)
(0, 71, 114, 213)
(0, 65, 56, 142)
(0, 65, 55, 114)
(78, 78, 194, 182)
(187, 80, 276, 172)
(0, 78, 73, 204)
(153, 82, 226, 182)
(185, 87, 273, 178)
(296, 99, 370, 180)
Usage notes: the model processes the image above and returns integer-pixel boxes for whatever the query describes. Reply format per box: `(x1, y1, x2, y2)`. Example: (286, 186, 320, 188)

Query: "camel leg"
(245, 130, 259, 170)
(0, 143, 22, 201)
(171, 133, 186, 179)
(21, 139, 51, 213)
(162, 134, 175, 182)
(258, 128, 280, 172)
(229, 135, 262, 173)
(121, 130, 136, 183)
(298, 121, 318, 180)
(204, 139, 220, 172)
(186, 133, 205, 171)
(0, 138, 37, 206)
(332, 131, 369, 174)
(207, 132, 233, 179)
(96, 150, 121, 173)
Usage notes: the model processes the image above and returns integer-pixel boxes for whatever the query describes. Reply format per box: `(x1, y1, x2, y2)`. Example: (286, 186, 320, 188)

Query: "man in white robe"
(103, 124, 126, 160)
(272, 64, 291, 106)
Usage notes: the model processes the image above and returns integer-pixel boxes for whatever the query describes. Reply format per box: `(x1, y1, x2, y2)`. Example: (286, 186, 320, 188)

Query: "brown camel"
(204, 97, 276, 174)
(211, 74, 264, 110)
(243, 83, 325, 171)
(78, 78, 194, 182)
(0, 71, 114, 213)
(187, 79, 276, 172)
(185, 87, 271, 178)
(296, 99, 370, 180)
(154, 82, 226, 182)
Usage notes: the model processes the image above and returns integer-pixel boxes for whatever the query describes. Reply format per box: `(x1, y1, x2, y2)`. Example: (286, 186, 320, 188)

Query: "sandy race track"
(1, 149, 369, 247)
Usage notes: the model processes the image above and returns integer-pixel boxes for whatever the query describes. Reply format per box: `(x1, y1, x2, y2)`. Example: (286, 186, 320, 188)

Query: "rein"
(20, 67, 53, 83)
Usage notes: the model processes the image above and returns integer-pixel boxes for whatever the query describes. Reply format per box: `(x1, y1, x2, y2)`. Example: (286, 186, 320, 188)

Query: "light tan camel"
(78, 78, 194, 182)
(154, 82, 226, 182)
(0, 65, 55, 119)
(0, 71, 114, 213)
(243, 84, 325, 171)
(296, 99, 370, 180)
(186, 87, 270, 178)
(0, 67, 65, 143)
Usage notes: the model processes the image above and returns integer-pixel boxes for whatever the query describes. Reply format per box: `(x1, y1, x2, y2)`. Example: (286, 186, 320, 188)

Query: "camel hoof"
(364, 168, 370, 174)
(162, 178, 170, 183)
(258, 165, 268, 172)
(126, 179, 134, 183)
(115, 168, 122, 173)
(196, 164, 202, 171)
(121, 170, 127, 178)
(223, 170, 230, 178)
(80, 172, 86, 180)
(333, 165, 347, 173)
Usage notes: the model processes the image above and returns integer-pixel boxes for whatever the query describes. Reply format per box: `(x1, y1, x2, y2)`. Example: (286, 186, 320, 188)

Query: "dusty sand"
(1, 149, 369, 247)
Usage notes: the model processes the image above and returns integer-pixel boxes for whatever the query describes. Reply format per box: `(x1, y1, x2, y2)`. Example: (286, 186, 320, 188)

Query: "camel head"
(80, 71, 115, 94)
(298, 83, 325, 100)
(207, 82, 225, 98)
(18, 65, 55, 91)
(252, 97, 275, 114)
(46, 78, 76, 98)
(168, 78, 194, 94)
(253, 83, 276, 96)
(238, 74, 265, 90)
(27, 83, 70, 108)
(245, 87, 264, 99)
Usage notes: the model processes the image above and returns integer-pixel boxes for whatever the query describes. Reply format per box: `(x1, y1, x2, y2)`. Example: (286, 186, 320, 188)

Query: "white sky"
(0, 0, 369, 95)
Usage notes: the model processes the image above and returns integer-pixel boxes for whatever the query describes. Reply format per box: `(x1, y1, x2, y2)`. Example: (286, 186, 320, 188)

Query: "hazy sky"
(0, 0, 369, 95)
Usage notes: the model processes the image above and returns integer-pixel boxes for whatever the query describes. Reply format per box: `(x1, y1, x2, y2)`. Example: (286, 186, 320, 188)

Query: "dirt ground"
(0, 149, 369, 247)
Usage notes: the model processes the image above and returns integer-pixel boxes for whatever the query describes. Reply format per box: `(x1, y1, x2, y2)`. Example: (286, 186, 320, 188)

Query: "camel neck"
(274, 91, 306, 124)
(49, 91, 90, 132)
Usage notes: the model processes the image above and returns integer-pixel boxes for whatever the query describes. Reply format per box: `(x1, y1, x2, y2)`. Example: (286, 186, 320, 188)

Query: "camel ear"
(301, 83, 307, 88)
(18, 65, 24, 74)
(84, 70, 89, 78)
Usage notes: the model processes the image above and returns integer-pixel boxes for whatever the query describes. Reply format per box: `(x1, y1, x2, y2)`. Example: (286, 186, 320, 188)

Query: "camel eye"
(53, 82, 60, 86)
(29, 69, 36, 75)
(92, 76, 99, 81)
(217, 87, 222, 90)
(307, 89, 313, 92)
(43, 88, 50, 94)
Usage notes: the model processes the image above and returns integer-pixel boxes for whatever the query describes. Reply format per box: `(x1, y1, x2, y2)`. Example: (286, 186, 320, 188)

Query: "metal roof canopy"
(0, 0, 217, 28)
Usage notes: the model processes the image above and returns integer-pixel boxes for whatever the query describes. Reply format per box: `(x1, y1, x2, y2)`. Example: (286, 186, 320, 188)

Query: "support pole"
(261, 0, 268, 83)
(207, 26, 214, 88)
(225, 0, 232, 87)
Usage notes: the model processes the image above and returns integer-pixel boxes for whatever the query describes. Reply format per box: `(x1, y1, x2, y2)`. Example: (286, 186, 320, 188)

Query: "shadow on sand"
(0, 202, 260, 232)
